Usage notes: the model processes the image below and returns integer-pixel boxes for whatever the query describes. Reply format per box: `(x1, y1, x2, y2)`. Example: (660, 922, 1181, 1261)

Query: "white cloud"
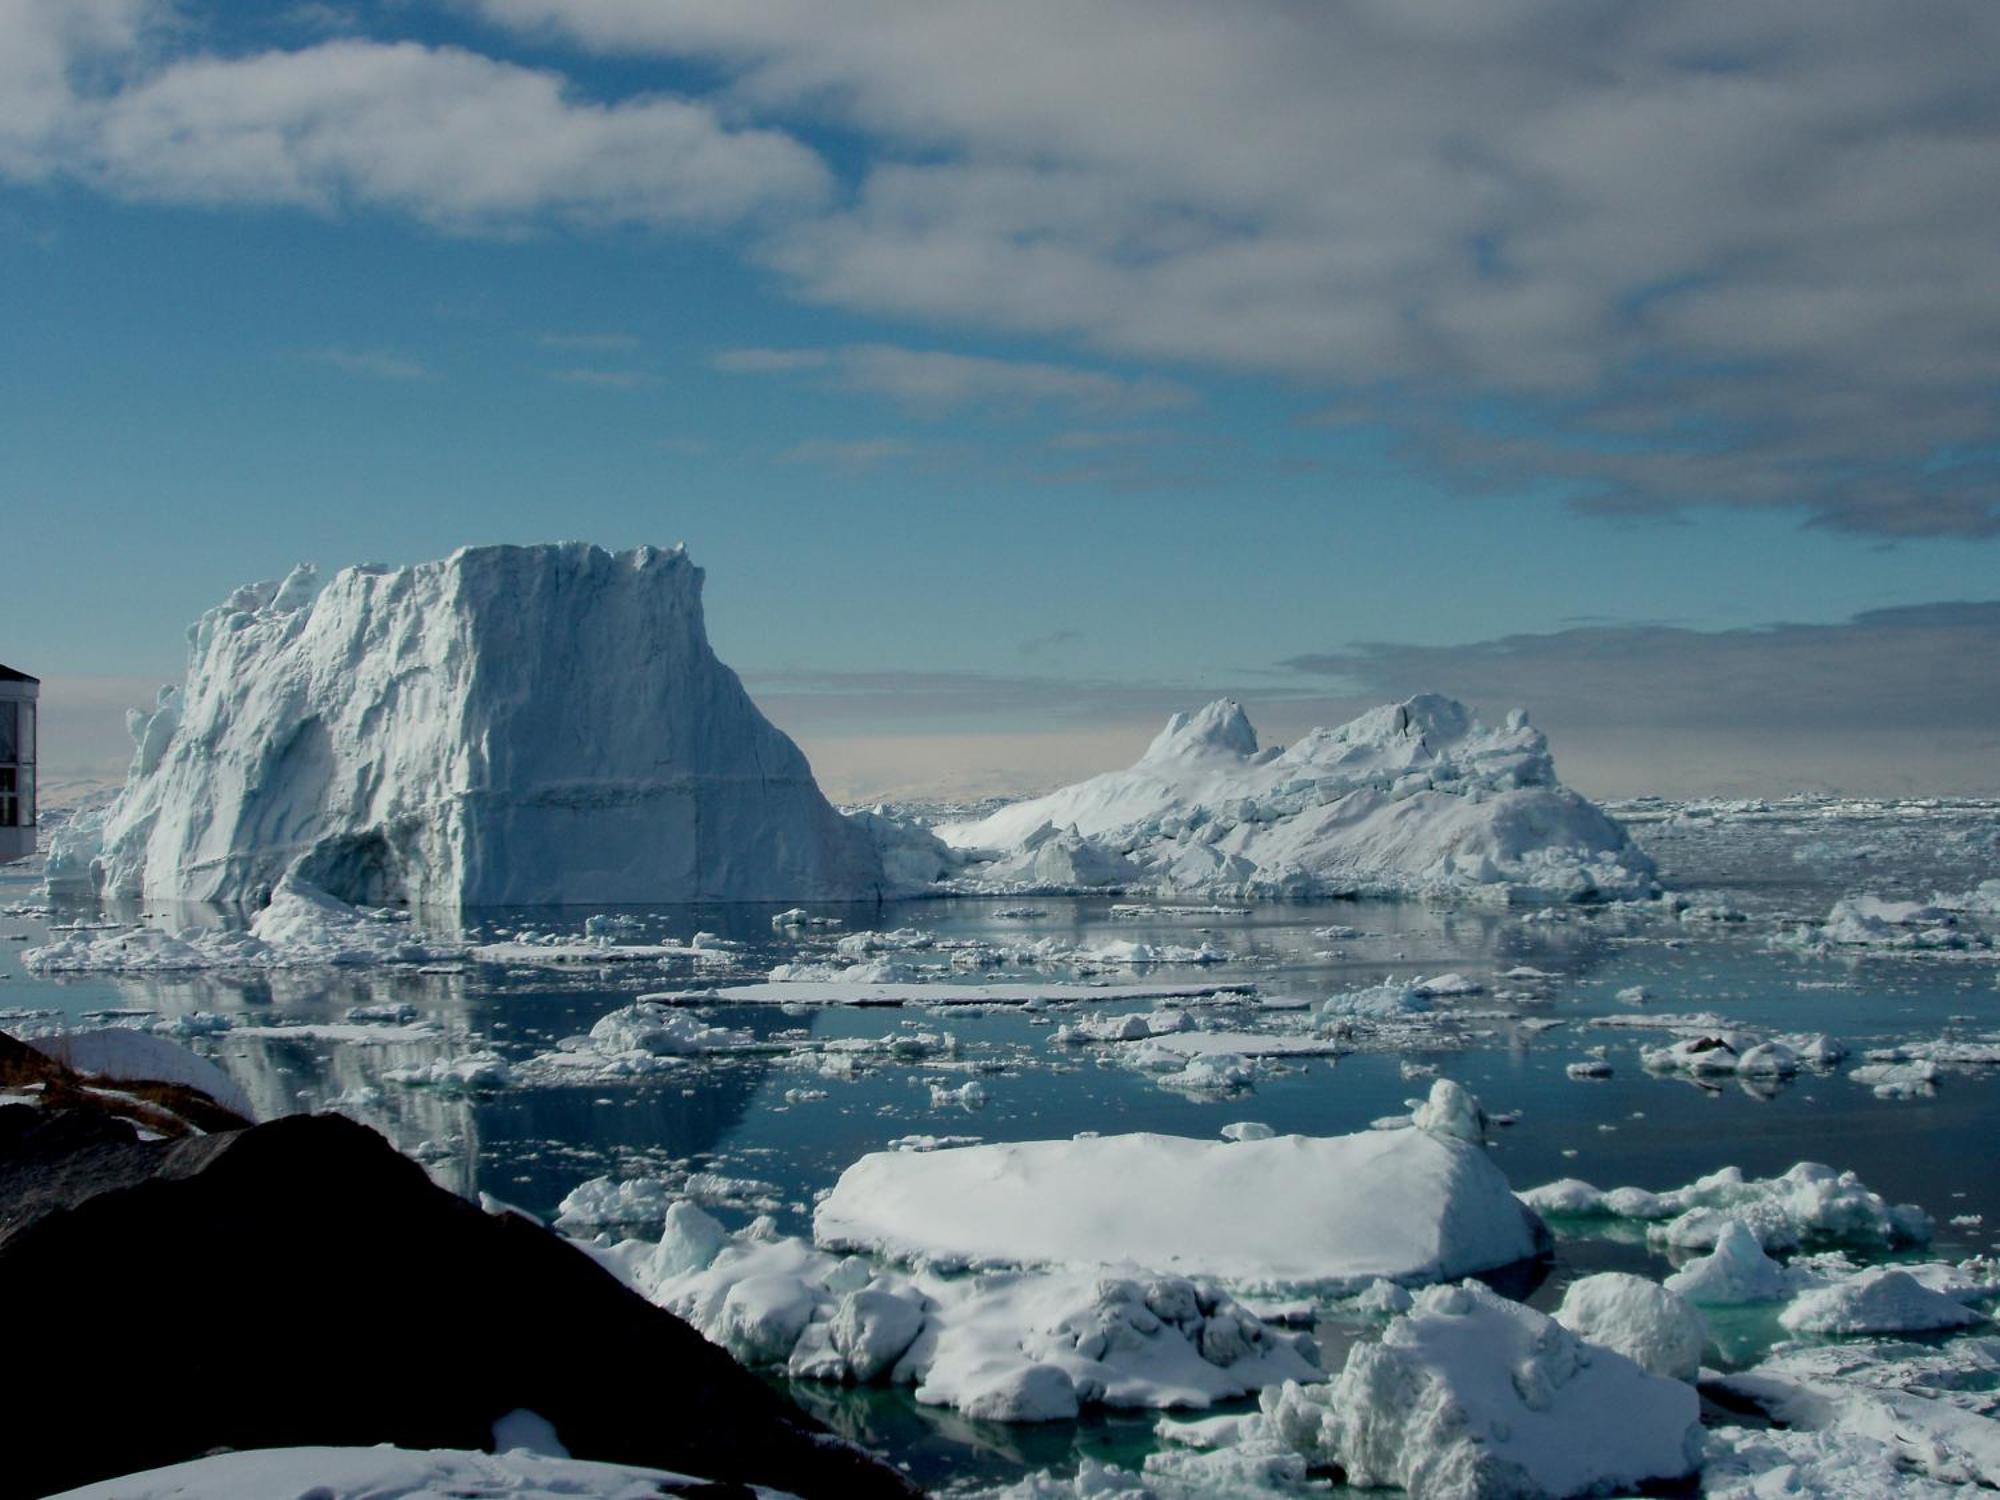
(1, 3, 828, 232)
(475, 0, 2000, 537)
(717, 341, 1193, 419)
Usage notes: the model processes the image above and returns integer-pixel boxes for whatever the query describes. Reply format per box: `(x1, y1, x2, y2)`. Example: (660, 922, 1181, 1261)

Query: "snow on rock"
(620, 1203, 1322, 1422)
(1779, 1268, 1987, 1336)
(1521, 1162, 1933, 1253)
(41, 1445, 796, 1500)
(1272, 1280, 1702, 1499)
(1552, 1272, 1706, 1381)
(814, 1119, 1547, 1295)
(22, 1028, 255, 1119)
(935, 696, 1655, 903)
(1663, 1221, 1797, 1305)
(51, 544, 886, 908)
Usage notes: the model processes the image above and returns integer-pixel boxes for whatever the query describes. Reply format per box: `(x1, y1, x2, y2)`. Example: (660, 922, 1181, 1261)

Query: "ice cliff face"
(74, 543, 886, 908)
(938, 694, 1655, 902)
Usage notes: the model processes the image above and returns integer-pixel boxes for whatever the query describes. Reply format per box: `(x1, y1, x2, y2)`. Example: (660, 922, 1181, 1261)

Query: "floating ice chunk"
(828, 1287, 927, 1382)
(1703, 1421, 1977, 1499)
(1220, 1121, 1274, 1142)
(1934, 879, 2000, 916)
(1797, 893, 1987, 951)
(650, 1201, 730, 1281)
(381, 1050, 512, 1092)
(1410, 1077, 1485, 1144)
(1663, 1221, 1795, 1305)
(1283, 1280, 1701, 1499)
(816, 1125, 1546, 1294)
(1553, 1272, 1706, 1381)
(1411, 972, 1485, 998)
(1850, 1059, 1942, 1098)
(952, 1362, 1080, 1423)
(1779, 1268, 1987, 1336)
(553, 1176, 677, 1235)
(512, 1002, 760, 1084)
(1051, 1009, 1188, 1045)
(1716, 1347, 2000, 1492)
(633, 1217, 1320, 1420)
(1521, 1162, 1931, 1252)
(928, 1080, 988, 1110)
(1566, 1058, 1612, 1079)
(1351, 1278, 1413, 1317)
(1319, 980, 1429, 1019)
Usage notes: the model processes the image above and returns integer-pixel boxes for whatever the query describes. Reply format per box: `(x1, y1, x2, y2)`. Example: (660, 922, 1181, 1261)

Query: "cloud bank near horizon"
(35, 602, 1995, 806)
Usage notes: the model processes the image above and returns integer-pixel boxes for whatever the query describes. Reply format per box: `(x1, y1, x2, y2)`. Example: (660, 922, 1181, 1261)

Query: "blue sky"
(4, 1, 1997, 797)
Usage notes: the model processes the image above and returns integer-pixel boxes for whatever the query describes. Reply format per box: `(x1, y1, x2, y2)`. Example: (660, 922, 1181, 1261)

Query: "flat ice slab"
(815, 1128, 1546, 1293)
(647, 979, 1253, 1008)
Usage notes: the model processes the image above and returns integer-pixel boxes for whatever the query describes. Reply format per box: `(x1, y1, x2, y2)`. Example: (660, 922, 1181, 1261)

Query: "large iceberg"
(814, 1119, 1549, 1295)
(936, 695, 1654, 901)
(57, 544, 887, 909)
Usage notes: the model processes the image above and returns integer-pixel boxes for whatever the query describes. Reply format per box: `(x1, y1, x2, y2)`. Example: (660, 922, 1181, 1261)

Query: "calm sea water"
(3, 799, 1996, 1491)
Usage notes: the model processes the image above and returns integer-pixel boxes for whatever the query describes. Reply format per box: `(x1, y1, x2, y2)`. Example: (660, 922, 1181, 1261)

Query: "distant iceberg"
(937, 694, 1655, 901)
(54, 543, 889, 909)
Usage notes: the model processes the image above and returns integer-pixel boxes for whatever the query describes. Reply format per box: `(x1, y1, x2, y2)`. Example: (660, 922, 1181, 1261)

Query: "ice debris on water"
(599, 1201, 1322, 1422)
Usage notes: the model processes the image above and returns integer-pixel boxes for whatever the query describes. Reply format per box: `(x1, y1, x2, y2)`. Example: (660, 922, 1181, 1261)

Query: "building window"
(0, 765, 14, 829)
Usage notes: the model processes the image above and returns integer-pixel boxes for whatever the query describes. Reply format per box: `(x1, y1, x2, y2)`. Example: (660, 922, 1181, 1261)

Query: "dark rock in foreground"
(0, 1083, 919, 1500)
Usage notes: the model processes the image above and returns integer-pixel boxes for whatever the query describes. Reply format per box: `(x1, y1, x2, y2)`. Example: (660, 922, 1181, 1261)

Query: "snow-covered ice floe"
(44, 542, 909, 909)
(1708, 1339, 2000, 1497)
(42, 1445, 801, 1500)
(602, 1202, 1322, 1423)
(1784, 892, 1996, 953)
(814, 1093, 1546, 1295)
(935, 695, 1655, 903)
(1522, 1161, 1933, 1252)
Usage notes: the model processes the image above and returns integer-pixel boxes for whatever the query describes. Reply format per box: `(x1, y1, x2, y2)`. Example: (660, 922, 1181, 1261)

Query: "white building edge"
(0, 663, 37, 864)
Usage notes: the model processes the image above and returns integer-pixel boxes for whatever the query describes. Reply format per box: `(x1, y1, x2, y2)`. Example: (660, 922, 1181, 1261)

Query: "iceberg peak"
(1143, 699, 1260, 763)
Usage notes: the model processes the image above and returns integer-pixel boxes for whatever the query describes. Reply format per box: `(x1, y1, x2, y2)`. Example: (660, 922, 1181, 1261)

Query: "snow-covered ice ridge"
(938, 696, 1655, 903)
(49, 544, 893, 909)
